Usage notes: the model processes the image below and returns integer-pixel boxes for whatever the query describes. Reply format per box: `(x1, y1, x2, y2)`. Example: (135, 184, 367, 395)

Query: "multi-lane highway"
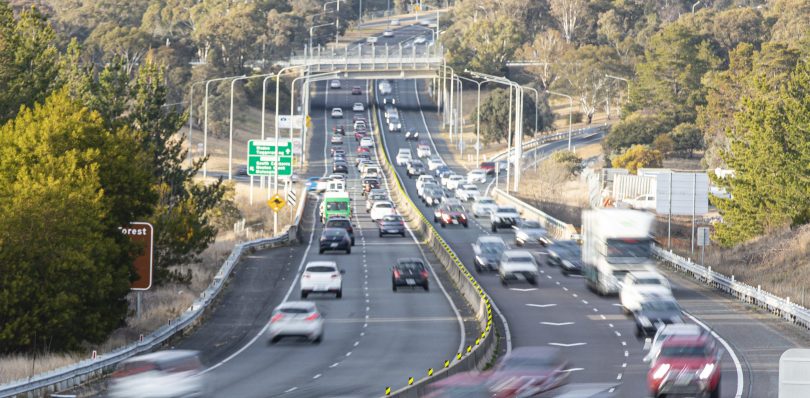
(165, 77, 474, 397)
(376, 77, 810, 397)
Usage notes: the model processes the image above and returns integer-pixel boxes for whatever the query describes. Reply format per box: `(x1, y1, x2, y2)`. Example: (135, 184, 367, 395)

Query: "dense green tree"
(443, 14, 524, 74)
(652, 134, 674, 156)
(668, 123, 703, 157)
(551, 150, 584, 176)
(605, 112, 670, 153)
(474, 86, 553, 144)
(712, 60, 810, 246)
(557, 44, 622, 124)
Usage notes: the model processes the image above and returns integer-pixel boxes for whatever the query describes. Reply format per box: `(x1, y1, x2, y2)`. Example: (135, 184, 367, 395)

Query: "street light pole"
(229, 73, 274, 180)
(546, 89, 573, 150)
(309, 23, 332, 57)
(188, 80, 206, 167)
(202, 74, 244, 178)
(521, 85, 540, 135)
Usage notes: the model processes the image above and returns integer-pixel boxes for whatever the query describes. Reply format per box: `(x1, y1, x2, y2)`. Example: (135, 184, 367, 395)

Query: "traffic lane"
(378, 81, 633, 387)
(400, 80, 748, 397)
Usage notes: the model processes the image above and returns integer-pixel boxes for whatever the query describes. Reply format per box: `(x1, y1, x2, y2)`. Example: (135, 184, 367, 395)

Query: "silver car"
(108, 350, 206, 398)
(513, 219, 551, 246)
(269, 301, 324, 344)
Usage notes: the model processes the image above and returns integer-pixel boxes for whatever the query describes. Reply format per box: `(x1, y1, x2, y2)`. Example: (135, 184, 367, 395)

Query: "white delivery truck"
(780, 348, 810, 398)
(581, 208, 656, 295)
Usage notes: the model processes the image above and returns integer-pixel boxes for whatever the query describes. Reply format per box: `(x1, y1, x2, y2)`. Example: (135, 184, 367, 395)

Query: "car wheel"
(336, 290, 342, 299)
(635, 326, 643, 339)
(401, 232, 406, 237)
(379, 231, 383, 237)
(270, 336, 281, 344)
(313, 335, 323, 344)
(423, 283, 429, 291)
(346, 247, 351, 254)
(491, 225, 497, 232)
(474, 262, 482, 272)
(319, 249, 324, 254)
(301, 290, 309, 299)
(433, 216, 438, 222)
(528, 277, 538, 286)
(562, 270, 569, 277)
(440, 221, 446, 228)
(463, 222, 468, 228)
(516, 239, 524, 247)
(351, 238, 355, 246)
(392, 283, 397, 292)
(710, 383, 720, 398)
(473, 213, 479, 218)
(500, 278, 508, 287)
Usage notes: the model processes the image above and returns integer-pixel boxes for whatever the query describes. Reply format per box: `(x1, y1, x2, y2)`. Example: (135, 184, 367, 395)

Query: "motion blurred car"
(330, 134, 343, 145)
(647, 335, 722, 398)
(325, 216, 355, 245)
(427, 156, 444, 171)
(446, 175, 465, 190)
(634, 298, 685, 338)
(383, 30, 394, 37)
(315, 177, 330, 193)
(352, 86, 362, 95)
(472, 235, 507, 272)
(455, 184, 480, 201)
(413, 36, 427, 45)
(352, 102, 365, 112)
(396, 148, 413, 166)
(356, 145, 370, 154)
(472, 196, 498, 217)
(499, 250, 539, 286)
(423, 372, 492, 398)
(332, 161, 348, 174)
(331, 147, 346, 157)
(417, 142, 431, 158)
(360, 137, 374, 148)
(362, 177, 380, 195)
(415, 175, 436, 195)
(378, 214, 406, 237)
(366, 192, 388, 212)
(513, 219, 550, 246)
(490, 347, 570, 396)
(269, 301, 324, 344)
(388, 117, 402, 132)
(300, 261, 344, 299)
(366, 36, 378, 43)
(479, 161, 496, 175)
(467, 169, 487, 183)
(392, 258, 429, 291)
(644, 324, 707, 363)
(370, 200, 396, 221)
(305, 176, 321, 192)
(422, 186, 445, 206)
(330, 80, 341, 89)
(434, 165, 451, 178)
(434, 203, 468, 228)
(546, 240, 583, 276)
(331, 107, 343, 118)
(404, 130, 418, 140)
(620, 271, 673, 314)
(490, 205, 520, 232)
(109, 350, 205, 398)
(356, 153, 371, 166)
(354, 130, 367, 141)
(333, 125, 345, 135)
(318, 228, 352, 254)
(235, 165, 248, 176)
(390, 19, 400, 26)
(406, 160, 426, 178)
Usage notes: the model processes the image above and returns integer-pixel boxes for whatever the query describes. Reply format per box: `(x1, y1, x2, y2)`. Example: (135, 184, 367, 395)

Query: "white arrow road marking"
(510, 288, 538, 292)
(525, 303, 557, 308)
(541, 322, 575, 326)
(549, 342, 587, 347)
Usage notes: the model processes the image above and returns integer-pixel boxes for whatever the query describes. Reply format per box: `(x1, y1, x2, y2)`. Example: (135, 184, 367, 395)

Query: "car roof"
(658, 324, 703, 336)
(277, 301, 317, 311)
(307, 261, 337, 268)
(477, 236, 505, 244)
(121, 350, 200, 364)
(660, 335, 712, 347)
(504, 249, 533, 257)
(628, 271, 665, 279)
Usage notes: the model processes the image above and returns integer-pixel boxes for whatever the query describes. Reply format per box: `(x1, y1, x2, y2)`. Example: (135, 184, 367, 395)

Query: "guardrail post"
(385, 43, 389, 70)
(706, 266, 711, 285)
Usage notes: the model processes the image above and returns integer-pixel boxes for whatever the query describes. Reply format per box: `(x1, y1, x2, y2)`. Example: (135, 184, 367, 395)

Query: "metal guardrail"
(491, 188, 578, 241)
(0, 185, 309, 398)
(489, 125, 608, 163)
(287, 44, 443, 72)
(372, 102, 496, 397)
(493, 187, 810, 337)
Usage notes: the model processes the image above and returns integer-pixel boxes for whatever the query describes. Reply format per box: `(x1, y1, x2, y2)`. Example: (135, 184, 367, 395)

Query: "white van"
(396, 149, 413, 166)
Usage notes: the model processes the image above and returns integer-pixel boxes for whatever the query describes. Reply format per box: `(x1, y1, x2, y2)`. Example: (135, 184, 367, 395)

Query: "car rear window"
(523, 221, 541, 228)
(324, 229, 346, 237)
(637, 278, 663, 285)
(307, 266, 337, 273)
(327, 220, 351, 228)
(397, 261, 425, 270)
(279, 307, 311, 314)
(498, 207, 517, 213)
(383, 215, 402, 221)
(376, 203, 393, 208)
(508, 256, 534, 263)
(448, 205, 464, 212)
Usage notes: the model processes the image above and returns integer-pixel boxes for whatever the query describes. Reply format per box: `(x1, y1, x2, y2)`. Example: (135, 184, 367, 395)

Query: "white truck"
(581, 208, 656, 295)
(780, 348, 810, 398)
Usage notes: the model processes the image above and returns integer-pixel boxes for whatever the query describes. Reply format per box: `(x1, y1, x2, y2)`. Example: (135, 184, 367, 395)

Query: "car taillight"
(420, 270, 429, 278)
(271, 313, 284, 323)
(393, 270, 401, 278)
(442, 214, 451, 221)
(306, 313, 320, 321)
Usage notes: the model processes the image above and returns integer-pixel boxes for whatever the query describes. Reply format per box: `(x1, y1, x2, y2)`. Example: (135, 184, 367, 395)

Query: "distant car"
(434, 203, 468, 228)
(423, 372, 491, 398)
(109, 351, 205, 398)
(406, 160, 425, 178)
(352, 102, 365, 112)
(390, 19, 400, 26)
(318, 228, 352, 254)
(362, 177, 380, 195)
(489, 347, 570, 396)
(472, 235, 507, 272)
(331, 107, 343, 118)
(479, 161, 496, 175)
(378, 214, 406, 237)
(499, 250, 539, 286)
(415, 175, 436, 196)
(513, 219, 551, 246)
(352, 86, 362, 95)
(404, 129, 418, 140)
(490, 205, 520, 232)
(422, 186, 445, 207)
(392, 258, 429, 291)
(466, 169, 487, 184)
(333, 125, 345, 135)
(325, 216, 355, 246)
(300, 261, 344, 299)
(366, 36, 378, 43)
(235, 165, 248, 176)
(268, 301, 324, 344)
(370, 200, 396, 221)
(305, 176, 320, 192)
(455, 184, 480, 201)
(434, 165, 451, 178)
(360, 137, 374, 148)
(445, 175, 465, 190)
(417, 143, 431, 158)
(383, 30, 394, 37)
(332, 161, 348, 174)
(633, 298, 684, 338)
(546, 240, 582, 276)
(472, 196, 498, 217)
(356, 145, 370, 154)
(620, 271, 673, 314)
(626, 194, 656, 210)
(419, 20, 430, 26)
(647, 335, 722, 398)
(330, 80, 341, 89)
(366, 192, 388, 212)
(330, 134, 343, 145)
(389, 117, 402, 133)
(354, 130, 366, 141)
(413, 36, 427, 45)
(396, 148, 413, 166)
(427, 157, 444, 171)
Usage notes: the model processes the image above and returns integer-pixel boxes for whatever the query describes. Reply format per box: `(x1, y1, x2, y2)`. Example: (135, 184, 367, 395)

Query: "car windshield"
(279, 307, 311, 314)
(660, 345, 711, 358)
(326, 202, 348, 211)
(509, 256, 534, 263)
(478, 199, 494, 204)
(498, 207, 517, 213)
(307, 266, 336, 273)
(383, 215, 402, 222)
(327, 220, 350, 228)
(448, 205, 464, 212)
(480, 242, 505, 254)
(641, 300, 679, 312)
(376, 203, 393, 208)
(636, 278, 663, 285)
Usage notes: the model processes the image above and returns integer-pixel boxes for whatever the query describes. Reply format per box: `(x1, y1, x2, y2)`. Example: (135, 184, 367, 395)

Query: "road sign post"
(697, 226, 710, 266)
(119, 222, 153, 319)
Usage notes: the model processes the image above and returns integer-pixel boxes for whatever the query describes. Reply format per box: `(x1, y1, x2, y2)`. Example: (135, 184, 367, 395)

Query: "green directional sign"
(247, 139, 293, 176)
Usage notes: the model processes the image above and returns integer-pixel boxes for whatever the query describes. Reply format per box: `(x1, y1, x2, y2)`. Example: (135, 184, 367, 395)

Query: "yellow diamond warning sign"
(268, 194, 286, 211)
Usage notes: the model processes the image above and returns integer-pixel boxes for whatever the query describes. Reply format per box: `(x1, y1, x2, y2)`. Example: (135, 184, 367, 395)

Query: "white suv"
(499, 250, 539, 286)
(300, 261, 344, 299)
(619, 271, 672, 314)
(396, 148, 413, 166)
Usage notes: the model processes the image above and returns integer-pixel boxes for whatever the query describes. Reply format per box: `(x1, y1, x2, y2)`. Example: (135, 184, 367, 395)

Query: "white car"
(427, 156, 444, 171)
(396, 148, 413, 166)
(370, 201, 396, 221)
(417, 143, 431, 158)
(366, 192, 388, 212)
(467, 169, 487, 184)
(644, 324, 707, 363)
(353, 120, 367, 130)
(490, 205, 521, 232)
(329, 173, 346, 182)
(366, 36, 378, 43)
(383, 30, 394, 37)
(387, 116, 402, 132)
(331, 107, 343, 118)
(352, 102, 365, 112)
(108, 351, 205, 398)
(300, 261, 344, 299)
(416, 175, 436, 196)
(359, 162, 379, 174)
(472, 197, 498, 217)
(625, 194, 656, 210)
(456, 184, 480, 201)
(360, 137, 374, 148)
(390, 19, 400, 26)
(361, 166, 381, 179)
(330, 134, 343, 145)
(446, 175, 465, 190)
(330, 80, 341, 89)
(414, 36, 427, 45)
(268, 301, 324, 344)
(499, 250, 539, 286)
(620, 271, 673, 314)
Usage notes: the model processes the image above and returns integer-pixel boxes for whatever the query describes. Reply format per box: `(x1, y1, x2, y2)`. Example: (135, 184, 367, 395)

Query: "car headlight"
(638, 316, 652, 327)
(699, 363, 716, 379)
(652, 363, 670, 380)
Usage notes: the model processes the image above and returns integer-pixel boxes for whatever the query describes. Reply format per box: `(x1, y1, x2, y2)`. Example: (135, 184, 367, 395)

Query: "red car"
(333, 125, 345, 135)
(351, 86, 362, 95)
(488, 347, 570, 397)
(423, 372, 492, 398)
(354, 131, 366, 141)
(356, 146, 369, 154)
(647, 335, 722, 398)
(480, 161, 496, 175)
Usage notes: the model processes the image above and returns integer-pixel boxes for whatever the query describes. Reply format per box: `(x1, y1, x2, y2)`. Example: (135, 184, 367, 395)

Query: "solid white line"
(411, 79, 512, 355)
(683, 310, 744, 398)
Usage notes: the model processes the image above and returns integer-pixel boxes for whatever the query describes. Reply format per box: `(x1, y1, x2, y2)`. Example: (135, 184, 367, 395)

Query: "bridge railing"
(288, 43, 443, 71)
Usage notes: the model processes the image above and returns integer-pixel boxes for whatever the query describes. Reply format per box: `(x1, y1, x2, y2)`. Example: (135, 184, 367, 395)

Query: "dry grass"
(0, 353, 85, 384)
(514, 151, 593, 227)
